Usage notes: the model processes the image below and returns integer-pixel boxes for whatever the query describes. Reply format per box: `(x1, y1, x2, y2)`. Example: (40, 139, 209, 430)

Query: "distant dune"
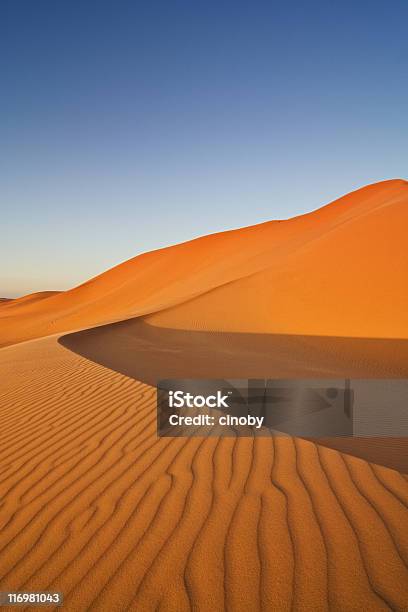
(0, 291, 60, 309)
(1, 180, 407, 610)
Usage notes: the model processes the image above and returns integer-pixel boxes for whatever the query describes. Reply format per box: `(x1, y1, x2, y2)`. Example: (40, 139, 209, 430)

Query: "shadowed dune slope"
(59, 317, 408, 471)
(1, 179, 407, 347)
(0, 335, 407, 611)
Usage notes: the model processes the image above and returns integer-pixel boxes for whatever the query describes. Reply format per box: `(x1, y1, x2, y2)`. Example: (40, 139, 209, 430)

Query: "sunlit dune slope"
(147, 179, 408, 338)
(1, 179, 407, 347)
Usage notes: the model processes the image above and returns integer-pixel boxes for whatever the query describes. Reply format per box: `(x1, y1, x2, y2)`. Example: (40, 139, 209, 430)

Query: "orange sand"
(0, 180, 407, 610)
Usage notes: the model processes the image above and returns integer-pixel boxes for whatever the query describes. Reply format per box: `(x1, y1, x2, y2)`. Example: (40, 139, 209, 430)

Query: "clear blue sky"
(2, 1, 407, 297)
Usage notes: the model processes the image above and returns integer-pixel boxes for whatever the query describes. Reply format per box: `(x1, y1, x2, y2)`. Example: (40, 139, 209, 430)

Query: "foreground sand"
(0, 333, 407, 611)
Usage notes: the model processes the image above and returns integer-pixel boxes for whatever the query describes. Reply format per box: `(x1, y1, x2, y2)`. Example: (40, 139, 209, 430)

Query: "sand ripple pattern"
(0, 337, 407, 611)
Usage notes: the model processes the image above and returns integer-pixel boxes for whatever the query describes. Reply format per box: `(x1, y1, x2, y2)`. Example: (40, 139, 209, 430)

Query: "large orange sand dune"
(1, 179, 407, 348)
(1, 180, 408, 611)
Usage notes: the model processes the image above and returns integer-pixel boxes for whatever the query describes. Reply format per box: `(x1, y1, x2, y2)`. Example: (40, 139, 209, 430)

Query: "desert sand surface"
(0, 334, 408, 611)
(1, 180, 408, 610)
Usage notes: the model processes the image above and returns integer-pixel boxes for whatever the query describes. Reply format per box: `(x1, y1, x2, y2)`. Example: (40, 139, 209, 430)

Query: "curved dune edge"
(57, 316, 408, 471)
(0, 334, 407, 611)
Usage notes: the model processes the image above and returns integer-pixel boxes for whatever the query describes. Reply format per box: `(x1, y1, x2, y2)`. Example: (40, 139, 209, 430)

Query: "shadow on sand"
(59, 317, 408, 472)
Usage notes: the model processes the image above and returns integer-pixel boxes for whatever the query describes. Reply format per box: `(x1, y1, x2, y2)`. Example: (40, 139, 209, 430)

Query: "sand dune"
(1, 180, 408, 610)
(1, 179, 407, 348)
(0, 291, 60, 309)
(146, 179, 408, 338)
(1, 291, 60, 314)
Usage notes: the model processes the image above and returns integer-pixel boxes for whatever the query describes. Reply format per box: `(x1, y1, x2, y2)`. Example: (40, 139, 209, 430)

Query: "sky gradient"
(2, 1, 408, 297)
